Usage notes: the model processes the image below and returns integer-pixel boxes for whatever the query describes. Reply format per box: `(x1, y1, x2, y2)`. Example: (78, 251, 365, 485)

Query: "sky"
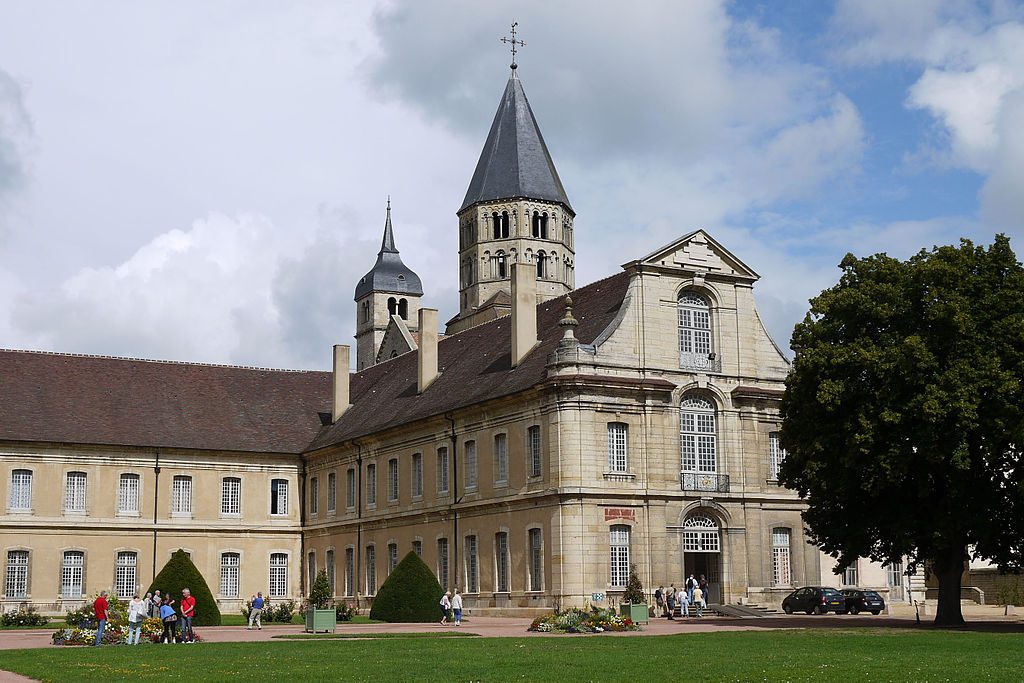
(0, 0, 1022, 370)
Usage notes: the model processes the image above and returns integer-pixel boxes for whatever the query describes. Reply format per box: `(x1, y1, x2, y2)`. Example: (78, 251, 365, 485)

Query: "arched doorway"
(682, 514, 722, 604)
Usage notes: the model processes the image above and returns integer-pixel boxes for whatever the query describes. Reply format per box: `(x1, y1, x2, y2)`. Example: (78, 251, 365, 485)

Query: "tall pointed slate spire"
(459, 72, 572, 214)
(354, 200, 424, 300)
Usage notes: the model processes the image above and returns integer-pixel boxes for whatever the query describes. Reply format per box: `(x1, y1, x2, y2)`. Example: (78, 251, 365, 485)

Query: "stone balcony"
(681, 471, 730, 493)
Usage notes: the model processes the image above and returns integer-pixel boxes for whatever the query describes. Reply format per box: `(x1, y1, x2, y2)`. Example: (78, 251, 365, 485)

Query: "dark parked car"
(781, 586, 847, 614)
(840, 589, 885, 615)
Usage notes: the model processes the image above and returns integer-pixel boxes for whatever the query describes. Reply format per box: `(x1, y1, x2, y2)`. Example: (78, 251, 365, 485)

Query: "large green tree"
(780, 236, 1024, 626)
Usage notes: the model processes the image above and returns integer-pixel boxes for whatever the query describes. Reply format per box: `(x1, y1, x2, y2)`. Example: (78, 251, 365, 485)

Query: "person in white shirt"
(451, 589, 464, 626)
(439, 591, 451, 625)
(127, 593, 148, 644)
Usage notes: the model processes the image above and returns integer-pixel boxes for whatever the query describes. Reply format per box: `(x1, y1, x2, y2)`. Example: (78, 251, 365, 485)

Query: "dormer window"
(678, 292, 718, 371)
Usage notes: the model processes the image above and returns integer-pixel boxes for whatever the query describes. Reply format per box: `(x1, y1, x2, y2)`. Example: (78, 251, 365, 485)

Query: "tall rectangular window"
(609, 525, 630, 588)
(412, 540, 422, 557)
(465, 535, 479, 593)
(271, 479, 288, 515)
(327, 472, 337, 513)
(437, 447, 449, 494)
(5, 550, 29, 599)
(772, 528, 791, 586)
(117, 473, 140, 514)
(769, 431, 786, 481)
(387, 543, 398, 575)
(437, 538, 449, 592)
(528, 426, 542, 477)
(388, 459, 399, 502)
(307, 551, 316, 593)
(8, 469, 32, 511)
(64, 472, 87, 513)
(607, 422, 628, 472)
(365, 546, 377, 595)
(221, 477, 241, 515)
(412, 454, 423, 497)
(344, 548, 354, 597)
(346, 468, 355, 509)
(494, 434, 508, 484)
(366, 464, 377, 506)
(309, 477, 319, 514)
(464, 441, 478, 489)
(220, 553, 240, 598)
(61, 551, 84, 598)
(843, 562, 859, 586)
(269, 553, 288, 597)
(495, 532, 509, 592)
(172, 475, 192, 515)
(326, 549, 336, 594)
(528, 528, 543, 591)
(115, 551, 137, 599)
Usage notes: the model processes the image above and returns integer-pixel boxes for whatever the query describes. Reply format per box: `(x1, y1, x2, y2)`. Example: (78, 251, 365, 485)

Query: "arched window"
(531, 211, 549, 239)
(387, 297, 398, 317)
(678, 292, 714, 369)
(681, 396, 716, 474)
(536, 251, 546, 279)
(492, 211, 509, 239)
(492, 212, 501, 239)
(683, 514, 720, 552)
(398, 298, 408, 320)
(362, 300, 370, 323)
(495, 251, 507, 279)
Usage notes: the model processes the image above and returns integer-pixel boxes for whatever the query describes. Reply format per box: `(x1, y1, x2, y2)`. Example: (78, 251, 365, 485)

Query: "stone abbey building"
(1, 65, 852, 616)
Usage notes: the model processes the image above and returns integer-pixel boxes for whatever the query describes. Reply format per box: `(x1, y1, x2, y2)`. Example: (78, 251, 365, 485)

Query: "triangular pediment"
(634, 230, 759, 280)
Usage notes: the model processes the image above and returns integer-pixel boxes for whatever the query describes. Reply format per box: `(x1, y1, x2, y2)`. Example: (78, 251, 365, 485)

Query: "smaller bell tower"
(354, 201, 424, 370)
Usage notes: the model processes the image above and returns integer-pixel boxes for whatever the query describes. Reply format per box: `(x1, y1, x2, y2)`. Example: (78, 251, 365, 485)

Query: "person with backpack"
(665, 583, 676, 620)
(685, 574, 697, 605)
(654, 586, 665, 617)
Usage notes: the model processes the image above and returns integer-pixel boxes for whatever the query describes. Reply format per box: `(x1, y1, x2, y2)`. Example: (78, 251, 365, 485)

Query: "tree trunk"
(932, 544, 966, 626)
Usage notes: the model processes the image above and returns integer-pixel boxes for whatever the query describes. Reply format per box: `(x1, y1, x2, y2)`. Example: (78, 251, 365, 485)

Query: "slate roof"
(459, 72, 572, 214)
(309, 270, 632, 451)
(0, 351, 331, 453)
(354, 203, 424, 300)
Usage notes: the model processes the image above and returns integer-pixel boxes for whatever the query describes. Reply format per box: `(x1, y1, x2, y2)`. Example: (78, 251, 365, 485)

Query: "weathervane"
(501, 22, 525, 70)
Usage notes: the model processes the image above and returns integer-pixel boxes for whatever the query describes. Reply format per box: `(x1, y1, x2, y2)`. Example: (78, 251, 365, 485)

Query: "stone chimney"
(418, 308, 439, 393)
(511, 263, 539, 367)
(332, 344, 351, 422)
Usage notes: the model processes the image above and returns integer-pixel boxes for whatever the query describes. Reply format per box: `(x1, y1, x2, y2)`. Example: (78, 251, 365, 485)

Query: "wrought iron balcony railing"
(679, 352, 722, 373)
(681, 471, 730, 493)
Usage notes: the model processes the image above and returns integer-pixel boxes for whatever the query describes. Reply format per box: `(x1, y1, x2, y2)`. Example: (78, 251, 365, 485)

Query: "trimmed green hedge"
(369, 551, 443, 623)
(147, 549, 222, 626)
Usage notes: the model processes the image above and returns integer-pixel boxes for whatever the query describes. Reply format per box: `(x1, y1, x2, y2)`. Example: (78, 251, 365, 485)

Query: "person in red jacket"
(93, 591, 109, 646)
(180, 588, 196, 643)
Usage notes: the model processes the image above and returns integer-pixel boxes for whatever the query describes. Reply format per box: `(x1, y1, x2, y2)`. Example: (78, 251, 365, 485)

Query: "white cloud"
(0, 67, 32, 216)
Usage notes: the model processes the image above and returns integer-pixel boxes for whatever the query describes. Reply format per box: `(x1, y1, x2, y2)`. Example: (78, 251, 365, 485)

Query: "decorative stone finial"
(558, 295, 578, 347)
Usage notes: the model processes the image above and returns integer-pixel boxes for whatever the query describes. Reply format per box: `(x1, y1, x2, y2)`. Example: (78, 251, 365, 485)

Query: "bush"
(369, 551, 444, 623)
(308, 570, 332, 610)
(1, 606, 48, 627)
(147, 549, 222, 626)
(64, 594, 128, 628)
(335, 603, 355, 621)
(270, 600, 297, 623)
(621, 564, 646, 605)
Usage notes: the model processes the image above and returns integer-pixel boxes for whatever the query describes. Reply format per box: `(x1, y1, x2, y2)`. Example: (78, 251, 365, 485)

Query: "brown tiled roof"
(0, 351, 331, 453)
(308, 270, 632, 451)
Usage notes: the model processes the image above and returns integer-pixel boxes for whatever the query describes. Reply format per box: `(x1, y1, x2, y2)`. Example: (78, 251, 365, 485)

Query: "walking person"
(679, 592, 690, 618)
(160, 596, 178, 643)
(150, 590, 162, 618)
(248, 592, 264, 630)
(439, 591, 451, 625)
(451, 589, 463, 626)
(180, 588, 196, 643)
(693, 585, 705, 618)
(655, 586, 665, 617)
(666, 584, 676, 620)
(699, 575, 710, 605)
(685, 574, 696, 605)
(128, 593, 147, 645)
(92, 590, 110, 646)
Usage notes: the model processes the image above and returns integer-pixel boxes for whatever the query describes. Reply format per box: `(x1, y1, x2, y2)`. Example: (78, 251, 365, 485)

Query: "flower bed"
(52, 617, 196, 646)
(528, 607, 639, 634)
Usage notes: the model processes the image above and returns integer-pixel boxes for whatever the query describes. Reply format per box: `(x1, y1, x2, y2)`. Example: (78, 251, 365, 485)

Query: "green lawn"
(2, 629, 1022, 681)
(218, 614, 380, 626)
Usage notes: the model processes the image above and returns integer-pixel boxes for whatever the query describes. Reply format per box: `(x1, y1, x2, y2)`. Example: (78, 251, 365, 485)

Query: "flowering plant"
(527, 605, 640, 634)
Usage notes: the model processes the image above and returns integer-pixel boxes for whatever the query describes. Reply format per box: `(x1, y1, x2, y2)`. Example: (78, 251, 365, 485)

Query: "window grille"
(5, 550, 28, 598)
(327, 472, 337, 512)
(529, 528, 543, 591)
(365, 546, 376, 595)
(494, 434, 508, 484)
(609, 525, 630, 588)
(464, 441, 478, 489)
(325, 550, 335, 594)
(8, 470, 32, 510)
(437, 447, 449, 494)
(64, 472, 87, 513)
(607, 423, 628, 472)
(344, 548, 354, 597)
(269, 553, 288, 597)
(465, 536, 479, 593)
(769, 432, 786, 480)
(681, 396, 717, 473)
(843, 562, 858, 586)
(387, 543, 398, 575)
(683, 514, 721, 552)
(412, 454, 423, 497)
(221, 477, 241, 515)
(270, 479, 288, 515)
(437, 539, 449, 592)
(220, 553, 240, 598)
(412, 540, 422, 557)
(528, 426, 542, 477)
(310, 477, 319, 514)
(115, 551, 137, 598)
(118, 474, 140, 514)
(366, 465, 377, 506)
(307, 552, 316, 593)
(172, 475, 192, 514)
(495, 532, 510, 592)
(388, 459, 399, 501)
(61, 551, 84, 598)
(678, 292, 713, 369)
(772, 528, 791, 586)
(346, 468, 356, 508)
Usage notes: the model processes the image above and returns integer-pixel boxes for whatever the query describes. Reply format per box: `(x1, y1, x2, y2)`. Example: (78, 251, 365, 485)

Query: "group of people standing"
(439, 589, 464, 626)
(91, 588, 197, 646)
(654, 574, 710, 620)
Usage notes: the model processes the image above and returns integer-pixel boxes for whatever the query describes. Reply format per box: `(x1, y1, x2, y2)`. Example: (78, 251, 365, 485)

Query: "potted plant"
(618, 564, 649, 624)
(305, 570, 336, 633)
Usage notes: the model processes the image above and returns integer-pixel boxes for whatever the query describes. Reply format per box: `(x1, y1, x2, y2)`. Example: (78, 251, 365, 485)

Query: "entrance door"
(682, 514, 723, 604)
(684, 553, 721, 603)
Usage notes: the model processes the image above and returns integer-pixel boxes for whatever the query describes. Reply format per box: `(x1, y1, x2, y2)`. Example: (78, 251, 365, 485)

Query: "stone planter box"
(305, 608, 336, 633)
(619, 603, 649, 624)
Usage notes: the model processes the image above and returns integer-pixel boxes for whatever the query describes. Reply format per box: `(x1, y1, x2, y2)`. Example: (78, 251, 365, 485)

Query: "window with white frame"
(495, 532, 510, 592)
(387, 543, 398, 575)
(118, 473, 140, 515)
(412, 454, 423, 497)
(494, 434, 508, 484)
(307, 551, 316, 593)
(310, 477, 319, 514)
(465, 535, 478, 593)
(270, 479, 288, 515)
(344, 548, 354, 597)
(683, 514, 721, 552)
(437, 538, 449, 592)
(771, 528, 792, 586)
(220, 553, 240, 598)
(680, 396, 717, 473)
(528, 528, 543, 591)
(61, 550, 84, 598)
(609, 525, 630, 588)
(171, 475, 192, 515)
(464, 441, 477, 489)
(769, 431, 786, 481)
(64, 471, 87, 513)
(607, 422, 628, 472)
(269, 553, 288, 597)
(388, 459, 399, 502)
(115, 551, 137, 599)
(346, 468, 356, 509)
(678, 292, 712, 367)
(8, 469, 32, 511)
(5, 550, 29, 598)
(365, 546, 377, 595)
(327, 472, 337, 513)
(437, 447, 449, 494)
(326, 549, 336, 594)
(412, 540, 422, 557)
(527, 426, 542, 477)
(366, 464, 377, 506)
(843, 562, 859, 586)
(221, 477, 241, 516)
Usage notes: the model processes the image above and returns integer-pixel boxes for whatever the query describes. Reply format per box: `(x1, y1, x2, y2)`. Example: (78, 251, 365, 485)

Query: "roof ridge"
(0, 348, 325, 374)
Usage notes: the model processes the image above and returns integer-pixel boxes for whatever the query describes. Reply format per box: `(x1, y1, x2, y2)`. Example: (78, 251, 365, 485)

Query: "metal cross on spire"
(501, 22, 525, 70)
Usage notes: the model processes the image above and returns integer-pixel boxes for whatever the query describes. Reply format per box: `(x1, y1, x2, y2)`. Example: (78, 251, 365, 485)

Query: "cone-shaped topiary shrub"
(147, 548, 222, 626)
(369, 551, 444, 622)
